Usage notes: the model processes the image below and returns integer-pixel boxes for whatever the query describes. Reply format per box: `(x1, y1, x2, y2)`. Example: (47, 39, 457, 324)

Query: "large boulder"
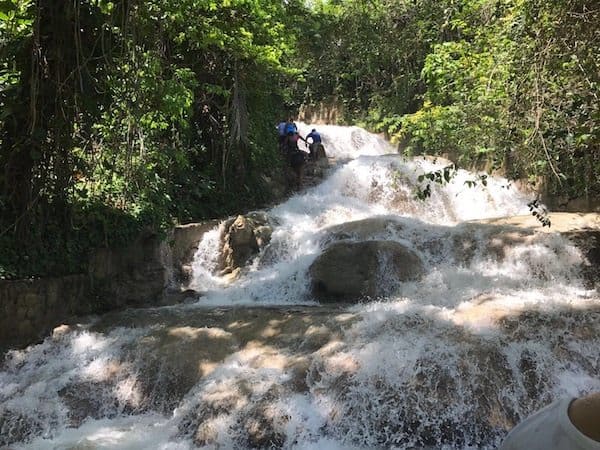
(219, 213, 273, 278)
(323, 217, 405, 243)
(309, 240, 424, 302)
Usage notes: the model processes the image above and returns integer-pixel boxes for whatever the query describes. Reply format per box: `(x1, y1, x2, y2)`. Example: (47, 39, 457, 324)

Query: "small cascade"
(1, 124, 598, 449)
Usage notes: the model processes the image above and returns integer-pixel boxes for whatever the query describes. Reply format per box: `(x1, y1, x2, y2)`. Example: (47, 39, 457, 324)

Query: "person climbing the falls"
(284, 117, 298, 136)
(305, 128, 324, 161)
(285, 130, 308, 191)
(281, 118, 305, 159)
(277, 118, 298, 153)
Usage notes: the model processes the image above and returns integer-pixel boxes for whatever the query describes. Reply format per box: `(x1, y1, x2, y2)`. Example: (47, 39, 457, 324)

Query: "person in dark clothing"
(305, 128, 323, 161)
(306, 128, 321, 144)
(285, 131, 308, 190)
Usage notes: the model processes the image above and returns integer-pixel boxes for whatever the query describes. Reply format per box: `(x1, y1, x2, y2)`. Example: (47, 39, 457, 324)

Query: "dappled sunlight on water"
(2, 124, 598, 449)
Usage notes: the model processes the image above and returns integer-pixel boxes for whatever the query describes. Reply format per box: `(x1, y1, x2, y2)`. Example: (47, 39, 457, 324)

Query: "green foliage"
(0, 0, 33, 140)
(1, 0, 597, 278)
(300, 0, 453, 123)
(415, 164, 457, 200)
(302, 0, 598, 203)
(0, 0, 306, 279)
(527, 199, 551, 227)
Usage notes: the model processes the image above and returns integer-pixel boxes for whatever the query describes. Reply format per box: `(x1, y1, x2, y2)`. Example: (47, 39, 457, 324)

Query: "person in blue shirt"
(277, 120, 287, 151)
(284, 118, 298, 136)
(306, 128, 323, 161)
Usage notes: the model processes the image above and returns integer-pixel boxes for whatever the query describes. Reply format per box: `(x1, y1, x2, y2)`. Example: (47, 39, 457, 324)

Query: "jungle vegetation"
(1, 0, 598, 278)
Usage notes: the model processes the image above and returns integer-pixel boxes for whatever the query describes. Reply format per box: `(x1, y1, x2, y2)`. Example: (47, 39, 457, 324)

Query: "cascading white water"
(1, 124, 598, 449)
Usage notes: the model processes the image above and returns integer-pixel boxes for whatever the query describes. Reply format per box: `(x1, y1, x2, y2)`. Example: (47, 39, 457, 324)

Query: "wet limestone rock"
(470, 213, 600, 288)
(171, 221, 220, 285)
(323, 217, 404, 243)
(309, 240, 424, 302)
(219, 213, 273, 279)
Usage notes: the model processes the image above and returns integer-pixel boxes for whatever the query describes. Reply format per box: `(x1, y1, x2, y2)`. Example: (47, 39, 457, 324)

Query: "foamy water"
(1, 124, 598, 449)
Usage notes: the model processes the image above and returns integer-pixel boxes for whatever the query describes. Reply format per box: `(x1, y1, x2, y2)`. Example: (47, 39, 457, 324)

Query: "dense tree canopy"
(1, 0, 598, 278)
(302, 0, 599, 200)
(0, 0, 305, 277)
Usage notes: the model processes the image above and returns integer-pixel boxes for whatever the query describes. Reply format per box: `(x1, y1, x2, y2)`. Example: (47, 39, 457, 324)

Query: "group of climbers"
(277, 118, 305, 190)
(277, 118, 324, 161)
(277, 118, 326, 189)
(276, 118, 326, 190)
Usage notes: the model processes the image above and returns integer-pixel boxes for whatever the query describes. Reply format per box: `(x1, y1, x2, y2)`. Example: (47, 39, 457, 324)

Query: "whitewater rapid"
(1, 124, 598, 449)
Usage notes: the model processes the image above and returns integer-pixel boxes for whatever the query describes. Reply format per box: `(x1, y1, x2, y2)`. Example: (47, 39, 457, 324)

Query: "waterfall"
(1, 124, 598, 449)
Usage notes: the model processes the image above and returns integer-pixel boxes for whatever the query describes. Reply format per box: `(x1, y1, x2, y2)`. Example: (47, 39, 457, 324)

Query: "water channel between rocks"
(1, 124, 599, 449)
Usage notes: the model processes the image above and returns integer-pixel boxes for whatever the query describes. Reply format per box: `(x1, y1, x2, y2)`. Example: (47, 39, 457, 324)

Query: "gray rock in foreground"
(309, 240, 424, 302)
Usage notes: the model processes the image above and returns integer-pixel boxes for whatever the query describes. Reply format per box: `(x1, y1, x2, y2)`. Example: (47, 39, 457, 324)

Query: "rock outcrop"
(323, 217, 405, 243)
(171, 221, 220, 285)
(309, 213, 600, 302)
(475, 213, 600, 289)
(3, 213, 597, 350)
(309, 240, 424, 302)
(219, 213, 273, 280)
(0, 224, 218, 349)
